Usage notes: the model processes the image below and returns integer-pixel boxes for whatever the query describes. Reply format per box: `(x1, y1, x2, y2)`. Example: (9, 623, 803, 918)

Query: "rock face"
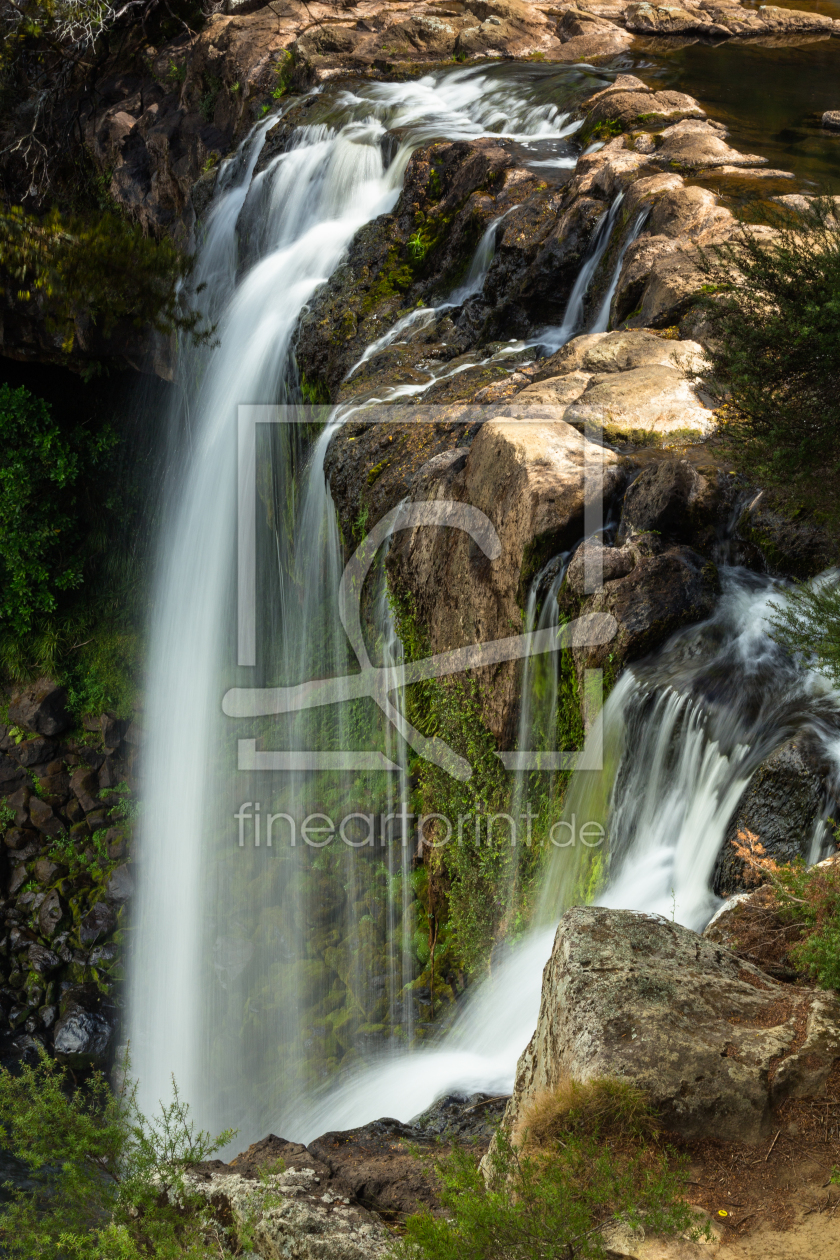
(562, 534, 719, 674)
(714, 736, 829, 897)
(8, 680, 71, 738)
(503, 906, 840, 1144)
(386, 417, 624, 743)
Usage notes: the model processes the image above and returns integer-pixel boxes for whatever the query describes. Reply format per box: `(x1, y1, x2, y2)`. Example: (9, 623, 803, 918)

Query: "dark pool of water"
(614, 12, 840, 191)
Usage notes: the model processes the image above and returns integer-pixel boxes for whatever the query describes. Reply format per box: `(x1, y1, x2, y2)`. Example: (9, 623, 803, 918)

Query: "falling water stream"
(131, 60, 840, 1149)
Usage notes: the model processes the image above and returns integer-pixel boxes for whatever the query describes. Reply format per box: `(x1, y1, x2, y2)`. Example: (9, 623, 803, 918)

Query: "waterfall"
(130, 62, 593, 1144)
(589, 208, 648, 335)
(538, 190, 625, 354)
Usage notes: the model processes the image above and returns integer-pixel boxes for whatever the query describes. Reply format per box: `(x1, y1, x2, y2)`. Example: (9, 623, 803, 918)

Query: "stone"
(4, 828, 33, 851)
(8, 865, 28, 897)
(562, 364, 715, 441)
(70, 767, 101, 814)
(38, 889, 67, 938)
(651, 119, 768, 172)
(308, 1119, 446, 1218)
(28, 944, 59, 974)
(6, 785, 30, 827)
(531, 330, 705, 382)
(387, 418, 624, 744)
(8, 679, 70, 737)
(714, 736, 827, 897)
(823, 111, 840, 131)
(105, 864, 134, 903)
(502, 906, 840, 1145)
(736, 490, 837, 580)
(15, 738, 58, 768)
(33, 857, 61, 884)
(79, 901, 118, 945)
(617, 458, 719, 545)
(0, 755, 24, 788)
(53, 1005, 112, 1066)
(563, 537, 719, 672)
(28, 798, 64, 837)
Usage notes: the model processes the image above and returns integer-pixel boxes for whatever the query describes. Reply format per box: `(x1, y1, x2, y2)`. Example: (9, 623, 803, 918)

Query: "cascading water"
(130, 62, 599, 1144)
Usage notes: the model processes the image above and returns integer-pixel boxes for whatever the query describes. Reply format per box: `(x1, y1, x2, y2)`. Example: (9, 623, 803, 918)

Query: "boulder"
(53, 1005, 113, 1066)
(70, 767, 101, 814)
(563, 535, 719, 671)
(15, 738, 58, 768)
(617, 458, 720, 546)
(8, 679, 70, 737)
(28, 798, 64, 838)
(105, 864, 134, 903)
(503, 906, 840, 1144)
(79, 901, 118, 945)
(531, 330, 705, 382)
(28, 945, 59, 974)
(562, 364, 715, 441)
(38, 889, 68, 938)
(650, 119, 768, 172)
(714, 736, 828, 897)
(823, 111, 840, 131)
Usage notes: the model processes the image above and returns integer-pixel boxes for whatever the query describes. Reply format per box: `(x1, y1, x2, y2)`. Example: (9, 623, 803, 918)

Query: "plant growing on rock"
(394, 1078, 704, 1260)
(728, 827, 840, 990)
(696, 198, 840, 478)
(0, 1048, 237, 1259)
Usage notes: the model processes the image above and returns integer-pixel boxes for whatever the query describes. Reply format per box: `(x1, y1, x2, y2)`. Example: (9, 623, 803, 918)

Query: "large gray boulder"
(503, 906, 840, 1144)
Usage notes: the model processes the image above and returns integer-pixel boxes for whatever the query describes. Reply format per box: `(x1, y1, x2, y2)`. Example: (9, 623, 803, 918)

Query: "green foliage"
(695, 199, 840, 477)
(0, 205, 210, 354)
(771, 858, 840, 990)
(200, 73, 222, 123)
(769, 577, 840, 686)
(0, 1049, 236, 1260)
(272, 50, 294, 100)
(392, 1112, 703, 1260)
(0, 384, 114, 638)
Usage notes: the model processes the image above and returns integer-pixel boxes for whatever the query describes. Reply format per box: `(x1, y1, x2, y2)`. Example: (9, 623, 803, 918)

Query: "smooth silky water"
(131, 55, 840, 1148)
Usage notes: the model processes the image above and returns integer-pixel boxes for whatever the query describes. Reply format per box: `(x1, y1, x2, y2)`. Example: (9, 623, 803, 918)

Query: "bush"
(393, 1082, 704, 1260)
(769, 576, 840, 686)
(729, 828, 840, 990)
(697, 199, 840, 477)
(0, 1049, 235, 1259)
(0, 383, 115, 638)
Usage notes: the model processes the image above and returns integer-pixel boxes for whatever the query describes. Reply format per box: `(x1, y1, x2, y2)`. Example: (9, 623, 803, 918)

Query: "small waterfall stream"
(132, 59, 840, 1150)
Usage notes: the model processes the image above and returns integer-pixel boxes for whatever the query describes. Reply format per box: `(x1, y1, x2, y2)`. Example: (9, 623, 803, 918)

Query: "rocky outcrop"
(0, 694, 139, 1065)
(385, 416, 624, 743)
(502, 905, 840, 1144)
(713, 736, 830, 897)
(561, 533, 719, 675)
(734, 488, 838, 579)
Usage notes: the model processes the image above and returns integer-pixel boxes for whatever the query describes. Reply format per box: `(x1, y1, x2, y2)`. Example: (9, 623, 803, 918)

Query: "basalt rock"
(714, 736, 830, 897)
(53, 1004, 113, 1067)
(617, 457, 722, 548)
(561, 534, 720, 675)
(501, 905, 840, 1145)
(8, 680, 70, 738)
(735, 489, 838, 579)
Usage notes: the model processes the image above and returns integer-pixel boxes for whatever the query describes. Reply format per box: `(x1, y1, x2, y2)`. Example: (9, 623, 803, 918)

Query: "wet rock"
(32, 857, 61, 884)
(105, 864, 134, 904)
(4, 828, 33, 852)
(580, 88, 705, 145)
(79, 901, 118, 946)
(8, 679, 70, 737)
(28, 799, 64, 838)
(501, 905, 840, 1145)
(53, 1005, 113, 1066)
(38, 889, 68, 938)
(308, 1119, 445, 1218)
(28, 945, 59, 975)
(714, 737, 828, 897)
(70, 767, 101, 814)
(563, 536, 719, 673)
(8, 866, 29, 897)
(823, 111, 840, 131)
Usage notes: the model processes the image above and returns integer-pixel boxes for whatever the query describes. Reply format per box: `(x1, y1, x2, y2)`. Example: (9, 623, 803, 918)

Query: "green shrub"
(393, 1089, 705, 1260)
(0, 1049, 235, 1259)
(696, 199, 840, 477)
(769, 578, 840, 686)
(0, 384, 115, 638)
